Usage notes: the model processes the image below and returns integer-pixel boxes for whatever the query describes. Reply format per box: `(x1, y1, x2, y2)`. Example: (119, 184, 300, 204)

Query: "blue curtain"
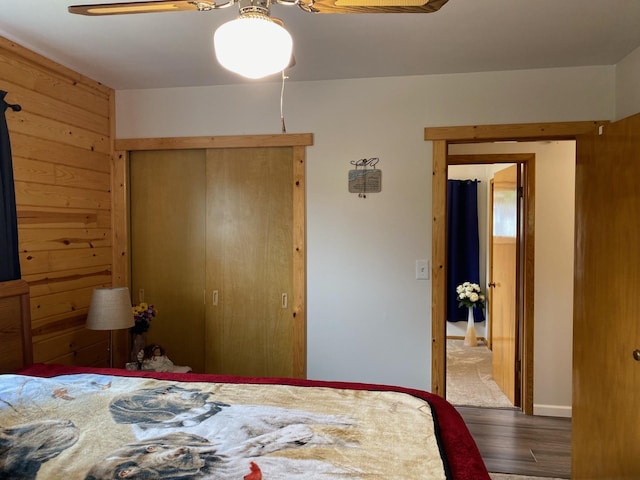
(0, 91, 21, 282)
(447, 179, 483, 322)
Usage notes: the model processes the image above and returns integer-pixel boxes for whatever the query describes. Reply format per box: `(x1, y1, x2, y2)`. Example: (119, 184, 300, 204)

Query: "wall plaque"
(348, 169, 382, 193)
(348, 157, 381, 197)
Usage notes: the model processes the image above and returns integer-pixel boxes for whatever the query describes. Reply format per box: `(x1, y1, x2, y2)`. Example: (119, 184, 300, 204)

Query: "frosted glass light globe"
(214, 14, 293, 79)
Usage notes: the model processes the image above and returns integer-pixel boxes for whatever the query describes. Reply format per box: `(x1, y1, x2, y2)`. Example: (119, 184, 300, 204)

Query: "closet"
(130, 149, 207, 371)
(127, 135, 310, 378)
(205, 147, 293, 377)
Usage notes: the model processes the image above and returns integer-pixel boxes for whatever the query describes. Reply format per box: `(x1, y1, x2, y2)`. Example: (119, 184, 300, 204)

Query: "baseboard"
(533, 404, 572, 418)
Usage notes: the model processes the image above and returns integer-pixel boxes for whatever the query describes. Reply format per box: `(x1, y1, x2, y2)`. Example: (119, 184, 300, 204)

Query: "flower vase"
(131, 334, 146, 363)
(463, 306, 478, 347)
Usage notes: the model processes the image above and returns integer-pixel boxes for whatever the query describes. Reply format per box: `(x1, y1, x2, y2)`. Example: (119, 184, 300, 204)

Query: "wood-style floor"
(457, 406, 571, 479)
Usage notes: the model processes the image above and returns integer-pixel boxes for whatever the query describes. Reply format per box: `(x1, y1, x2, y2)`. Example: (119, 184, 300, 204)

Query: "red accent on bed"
(16, 363, 489, 480)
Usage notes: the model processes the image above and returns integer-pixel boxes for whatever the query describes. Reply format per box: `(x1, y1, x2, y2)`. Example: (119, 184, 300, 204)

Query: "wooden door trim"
(115, 134, 314, 151)
(292, 146, 307, 378)
(424, 122, 602, 142)
(113, 134, 313, 378)
(426, 121, 605, 413)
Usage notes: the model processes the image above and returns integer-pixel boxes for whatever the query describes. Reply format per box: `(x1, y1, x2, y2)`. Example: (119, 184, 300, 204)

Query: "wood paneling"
(33, 326, 106, 363)
(8, 110, 110, 153)
(0, 39, 110, 115)
(30, 285, 96, 321)
(14, 181, 110, 209)
(1, 81, 110, 135)
(0, 296, 24, 369)
(18, 228, 110, 251)
(17, 206, 106, 229)
(0, 280, 32, 372)
(1, 35, 117, 367)
(11, 131, 110, 172)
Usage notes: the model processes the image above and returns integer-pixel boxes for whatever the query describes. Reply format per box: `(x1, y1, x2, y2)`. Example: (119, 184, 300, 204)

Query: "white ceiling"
(2, 0, 640, 90)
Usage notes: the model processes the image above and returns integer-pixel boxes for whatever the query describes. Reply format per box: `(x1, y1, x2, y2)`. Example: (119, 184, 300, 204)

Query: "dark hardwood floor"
(457, 406, 571, 479)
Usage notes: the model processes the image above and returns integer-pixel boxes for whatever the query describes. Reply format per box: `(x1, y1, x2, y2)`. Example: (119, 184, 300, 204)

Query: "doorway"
(445, 155, 533, 410)
(425, 122, 592, 416)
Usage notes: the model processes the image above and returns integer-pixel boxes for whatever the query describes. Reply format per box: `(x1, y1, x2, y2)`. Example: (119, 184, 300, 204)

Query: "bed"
(0, 363, 489, 480)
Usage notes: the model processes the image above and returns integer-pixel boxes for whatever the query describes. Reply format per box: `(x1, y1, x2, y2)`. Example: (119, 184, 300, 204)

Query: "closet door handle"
(213, 290, 219, 306)
(281, 293, 288, 309)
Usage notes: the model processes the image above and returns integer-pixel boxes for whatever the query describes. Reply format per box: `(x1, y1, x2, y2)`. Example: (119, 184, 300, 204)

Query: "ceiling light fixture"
(214, 0, 293, 79)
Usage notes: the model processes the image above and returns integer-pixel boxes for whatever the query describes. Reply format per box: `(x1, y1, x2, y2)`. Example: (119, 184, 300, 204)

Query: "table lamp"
(86, 287, 134, 368)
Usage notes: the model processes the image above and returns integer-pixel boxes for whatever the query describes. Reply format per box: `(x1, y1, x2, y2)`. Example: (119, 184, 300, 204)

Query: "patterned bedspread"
(0, 372, 450, 479)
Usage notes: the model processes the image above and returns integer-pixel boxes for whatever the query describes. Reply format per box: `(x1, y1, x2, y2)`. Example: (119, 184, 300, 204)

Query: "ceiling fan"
(68, 0, 449, 79)
(68, 0, 449, 16)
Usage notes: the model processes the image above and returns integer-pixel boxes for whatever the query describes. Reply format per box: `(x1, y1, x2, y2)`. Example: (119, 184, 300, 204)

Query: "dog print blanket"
(0, 373, 449, 479)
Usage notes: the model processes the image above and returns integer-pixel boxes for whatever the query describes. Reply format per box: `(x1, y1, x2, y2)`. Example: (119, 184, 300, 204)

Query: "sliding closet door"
(205, 147, 294, 377)
(130, 150, 206, 372)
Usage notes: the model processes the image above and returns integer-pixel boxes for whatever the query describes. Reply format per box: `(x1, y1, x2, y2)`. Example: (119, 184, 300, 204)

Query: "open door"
(445, 153, 534, 411)
(572, 113, 640, 478)
(489, 164, 519, 405)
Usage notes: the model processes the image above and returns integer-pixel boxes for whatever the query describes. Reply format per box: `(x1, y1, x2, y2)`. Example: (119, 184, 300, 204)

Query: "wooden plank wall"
(0, 36, 118, 367)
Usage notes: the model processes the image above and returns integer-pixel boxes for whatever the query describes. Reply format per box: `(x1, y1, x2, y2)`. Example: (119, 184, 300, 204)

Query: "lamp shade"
(214, 13, 293, 79)
(86, 287, 134, 331)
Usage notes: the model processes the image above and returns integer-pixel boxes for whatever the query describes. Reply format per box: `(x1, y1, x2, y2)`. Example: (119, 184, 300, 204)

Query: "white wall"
(116, 65, 614, 395)
(616, 45, 640, 120)
(449, 142, 576, 417)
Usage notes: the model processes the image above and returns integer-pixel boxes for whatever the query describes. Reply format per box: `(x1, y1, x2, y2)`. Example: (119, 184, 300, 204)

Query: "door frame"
(111, 133, 313, 377)
(425, 121, 605, 415)
(449, 155, 532, 409)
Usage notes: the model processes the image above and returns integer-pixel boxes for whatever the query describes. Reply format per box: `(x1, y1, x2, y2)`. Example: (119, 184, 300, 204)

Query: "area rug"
(446, 339, 514, 408)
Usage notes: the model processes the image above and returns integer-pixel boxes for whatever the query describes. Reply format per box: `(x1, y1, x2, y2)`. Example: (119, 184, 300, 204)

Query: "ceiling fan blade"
(306, 0, 448, 13)
(69, 0, 448, 15)
(68, 0, 210, 16)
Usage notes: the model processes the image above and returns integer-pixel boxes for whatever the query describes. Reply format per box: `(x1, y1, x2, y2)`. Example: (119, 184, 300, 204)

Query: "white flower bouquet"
(456, 282, 486, 309)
